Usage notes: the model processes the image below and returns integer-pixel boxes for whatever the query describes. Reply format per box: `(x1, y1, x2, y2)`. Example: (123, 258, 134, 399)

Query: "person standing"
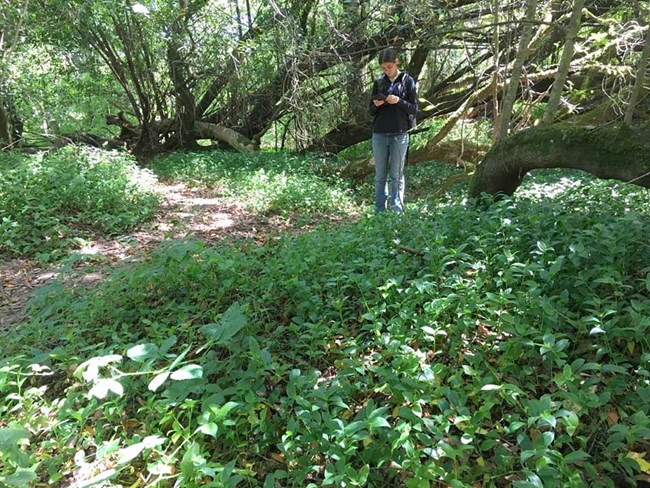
(369, 47, 418, 213)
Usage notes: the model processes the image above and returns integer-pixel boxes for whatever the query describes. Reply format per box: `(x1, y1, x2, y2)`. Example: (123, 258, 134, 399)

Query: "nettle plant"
(1, 162, 649, 487)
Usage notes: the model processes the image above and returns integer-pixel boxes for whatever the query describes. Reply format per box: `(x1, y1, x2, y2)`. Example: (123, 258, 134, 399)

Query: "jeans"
(372, 132, 409, 212)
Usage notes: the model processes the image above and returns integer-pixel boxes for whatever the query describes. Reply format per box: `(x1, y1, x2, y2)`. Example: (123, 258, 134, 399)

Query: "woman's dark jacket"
(368, 72, 418, 134)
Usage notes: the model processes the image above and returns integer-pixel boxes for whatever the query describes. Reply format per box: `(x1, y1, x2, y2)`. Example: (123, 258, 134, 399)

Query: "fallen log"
(194, 121, 259, 153)
(341, 139, 487, 182)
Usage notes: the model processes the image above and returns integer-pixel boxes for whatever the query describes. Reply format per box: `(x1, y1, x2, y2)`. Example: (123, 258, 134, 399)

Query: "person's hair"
(378, 47, 398, 64)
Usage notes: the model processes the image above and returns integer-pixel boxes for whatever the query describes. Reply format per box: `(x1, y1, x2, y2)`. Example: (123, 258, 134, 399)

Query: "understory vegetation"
(0, 147, 160, 261)
(1, 149, 649, 487)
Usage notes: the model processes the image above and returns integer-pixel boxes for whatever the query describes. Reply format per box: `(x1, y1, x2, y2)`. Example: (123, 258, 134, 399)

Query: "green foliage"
(0, 146, 160, 261)
(5, 43, 123, 144)
(153, 150, 358, 217)
(2, 160, 650, 487)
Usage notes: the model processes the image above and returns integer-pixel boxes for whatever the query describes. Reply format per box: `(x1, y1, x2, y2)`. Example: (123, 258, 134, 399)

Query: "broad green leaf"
(114, 436, 165, 466)
(513, 471, 543, 488)
(357, 464, 370, 485)
(563, 450, 590, 464)
(197, 422, 219, 437)
(540, 300, 556, 317)
(202, 302, 247, 344)
(558, 410, 580, 436)
(115, 436, 165, 465)
(3, 468, 38, 487)
(116, 442, 146, 465)
(602, 364, 629, 374)
(344, 421, 366, 435)
(148, 372, 170, 391)
(76, 469, 117, 488)
(368, 416, 391, 429)
(626, 451, 650, 474)
(541, 431, 554, 447)
(160, 335, 177, 355)
(549, 256, 564, 276)
(170, 364, 203, 381)
(127, 343, 158, 361)
(405, 478, 430, 488)
(368, 407, 389, 419)
(214, 401, 239, 421)
(89, 378, 124, 398)
(180, 442, 202, 480)
(0, 427, 30, 449)
(76, 354, 123, 382)
(96, 439, 121, 460)
(221, 459, 236, 481)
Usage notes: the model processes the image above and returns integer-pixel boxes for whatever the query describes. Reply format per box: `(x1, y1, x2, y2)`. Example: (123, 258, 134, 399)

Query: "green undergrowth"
(0, 146, 160, 261)
(1, 165, 650, 487)
(152, 151, 359, 217)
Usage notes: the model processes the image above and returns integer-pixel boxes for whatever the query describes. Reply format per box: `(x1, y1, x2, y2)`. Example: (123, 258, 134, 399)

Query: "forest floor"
(0, 182, 337, 331)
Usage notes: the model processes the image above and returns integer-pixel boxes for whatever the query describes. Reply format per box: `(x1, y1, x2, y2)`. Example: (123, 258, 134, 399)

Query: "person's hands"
(386, 94, 399, 104)
(373, 99, 385, 107)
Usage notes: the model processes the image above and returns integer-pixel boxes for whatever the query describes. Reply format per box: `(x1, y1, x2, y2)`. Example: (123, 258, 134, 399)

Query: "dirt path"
(0, 182, 309, 331)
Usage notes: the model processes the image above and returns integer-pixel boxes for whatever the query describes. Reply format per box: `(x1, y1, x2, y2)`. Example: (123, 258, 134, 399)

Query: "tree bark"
(542, 0, 586, 124)
(167, 1, 198, 150)
(194, 121, 259, 153)
(469, 123, 650, 197)
(624, 24, 650, 125)
(342, 139, 487, 182)
(494, 0, 537, 142)
(0, 101, 11, 146)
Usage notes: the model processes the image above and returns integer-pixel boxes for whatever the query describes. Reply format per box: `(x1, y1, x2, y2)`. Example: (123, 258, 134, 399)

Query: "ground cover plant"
(1, 154, 649, 487)
(0, 147, 160, 262)
(152, 151, 358, 218)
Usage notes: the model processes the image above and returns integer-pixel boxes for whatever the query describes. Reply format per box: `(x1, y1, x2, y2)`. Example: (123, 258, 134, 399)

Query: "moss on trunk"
(469, 123, 650, 197)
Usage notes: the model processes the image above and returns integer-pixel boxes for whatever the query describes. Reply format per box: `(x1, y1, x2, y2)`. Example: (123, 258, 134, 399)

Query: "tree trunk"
(494, 0, 537, 142)
(624, 24, 650, 125)
(490, 0, 501, 143)
(542, 0, 586, 124)
(0, 101, 11, 146)
(194, 121, 259, 153)
(167, 6, 199, 151)
(469, 123, 650, 197)
(194, 25, 262, 119)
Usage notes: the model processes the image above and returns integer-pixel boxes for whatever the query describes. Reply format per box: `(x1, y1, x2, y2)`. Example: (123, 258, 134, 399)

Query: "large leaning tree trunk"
(342, 139, 487, 182)
(469, 123, 650, 198)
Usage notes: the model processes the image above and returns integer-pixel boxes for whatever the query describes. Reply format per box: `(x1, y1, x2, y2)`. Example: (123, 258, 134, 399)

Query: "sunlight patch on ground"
(188, 197, 222, 206)
(189, 212, 235, 232)
(521, 176, 583, 199)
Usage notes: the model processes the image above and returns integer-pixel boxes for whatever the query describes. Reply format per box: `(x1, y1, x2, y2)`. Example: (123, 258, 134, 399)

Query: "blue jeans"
(372, 132, 409, 212)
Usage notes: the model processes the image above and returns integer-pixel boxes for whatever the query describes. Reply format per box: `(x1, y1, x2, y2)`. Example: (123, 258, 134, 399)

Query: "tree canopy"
(2, 0, 648, 163)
